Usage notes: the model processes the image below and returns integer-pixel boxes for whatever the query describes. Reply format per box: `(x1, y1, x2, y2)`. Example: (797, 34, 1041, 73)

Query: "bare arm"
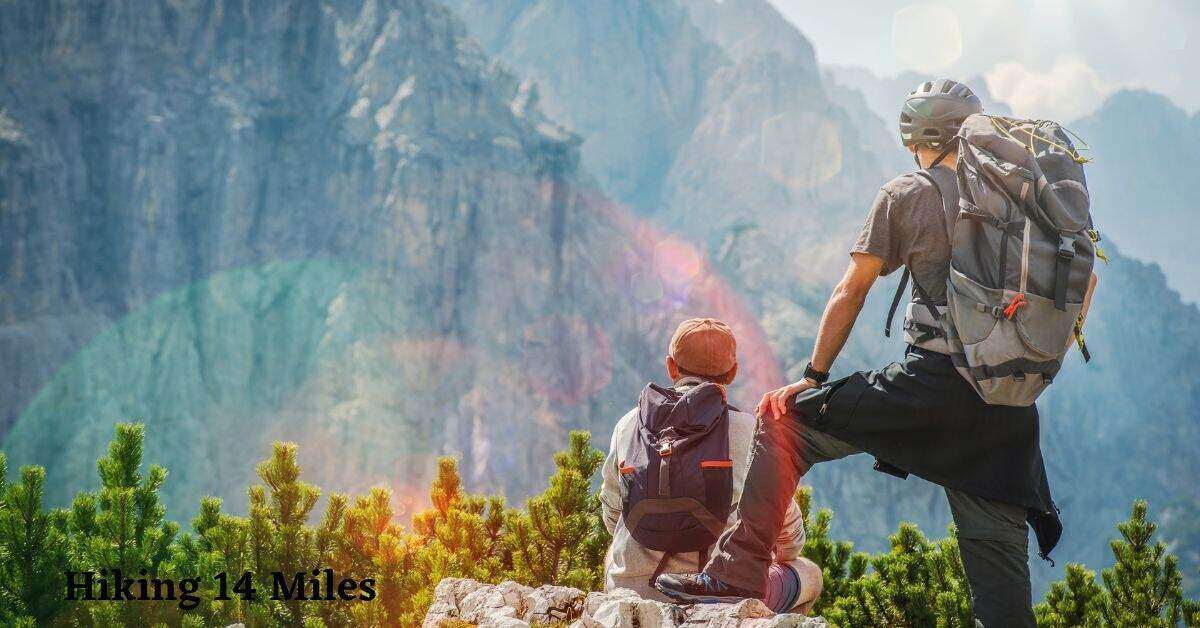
(810, 253, 885, 372)
(757, 252, 885, 419)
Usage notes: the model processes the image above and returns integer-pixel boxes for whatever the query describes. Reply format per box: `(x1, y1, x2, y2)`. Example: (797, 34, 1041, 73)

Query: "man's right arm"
(759, 252, 885, 419)
(809, 252, 885, 373)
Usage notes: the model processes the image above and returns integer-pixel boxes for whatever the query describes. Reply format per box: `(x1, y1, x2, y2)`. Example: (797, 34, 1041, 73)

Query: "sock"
(762, 562, 802, 612)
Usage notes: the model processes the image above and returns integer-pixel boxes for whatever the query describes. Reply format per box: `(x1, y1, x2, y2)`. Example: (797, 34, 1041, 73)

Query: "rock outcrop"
(422, 578, 827, 628)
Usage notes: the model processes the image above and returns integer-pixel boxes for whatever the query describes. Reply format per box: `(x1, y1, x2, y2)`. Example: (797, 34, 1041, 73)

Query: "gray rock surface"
(422, 578, 827, 628)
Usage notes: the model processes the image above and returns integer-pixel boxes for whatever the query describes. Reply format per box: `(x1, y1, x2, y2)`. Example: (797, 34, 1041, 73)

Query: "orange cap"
(669, 318, 737, 378)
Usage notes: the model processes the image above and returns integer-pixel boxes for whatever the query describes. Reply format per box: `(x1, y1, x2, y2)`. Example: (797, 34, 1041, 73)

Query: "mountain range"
(1, 0, 1196, 596)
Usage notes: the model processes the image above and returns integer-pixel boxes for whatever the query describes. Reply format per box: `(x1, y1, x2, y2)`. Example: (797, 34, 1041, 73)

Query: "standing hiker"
(600, 317, 823, 613)
(656, 80, 1099, 626)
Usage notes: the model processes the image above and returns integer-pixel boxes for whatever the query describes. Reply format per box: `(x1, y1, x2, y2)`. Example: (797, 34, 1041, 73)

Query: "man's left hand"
(757, 378, 820, 421)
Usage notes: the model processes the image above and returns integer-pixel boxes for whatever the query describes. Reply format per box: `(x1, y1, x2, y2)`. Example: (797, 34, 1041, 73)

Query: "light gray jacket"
(599, 379, 806, 601)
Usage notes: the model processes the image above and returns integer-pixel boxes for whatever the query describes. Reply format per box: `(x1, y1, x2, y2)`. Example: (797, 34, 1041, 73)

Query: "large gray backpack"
(888, 114, 1099, 407)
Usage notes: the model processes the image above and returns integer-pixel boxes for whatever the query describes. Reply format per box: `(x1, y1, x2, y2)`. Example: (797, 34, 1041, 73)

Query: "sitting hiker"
(599, 317, 822, 613)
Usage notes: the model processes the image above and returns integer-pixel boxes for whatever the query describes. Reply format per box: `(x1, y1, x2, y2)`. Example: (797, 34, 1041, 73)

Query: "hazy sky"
(767, 0, 1199, 121)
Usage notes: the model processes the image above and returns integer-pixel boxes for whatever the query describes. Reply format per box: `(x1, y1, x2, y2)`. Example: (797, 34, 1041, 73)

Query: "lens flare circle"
(892, 3, 963, 73)
(759, 110, 843, 191)
(654, 237, 703, 287)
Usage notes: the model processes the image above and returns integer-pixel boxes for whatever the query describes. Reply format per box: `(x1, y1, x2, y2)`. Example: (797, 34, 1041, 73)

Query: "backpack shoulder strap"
(884, 267, 909, 338)
(883, 161, 958, 337)
(914, 165, 960, 242)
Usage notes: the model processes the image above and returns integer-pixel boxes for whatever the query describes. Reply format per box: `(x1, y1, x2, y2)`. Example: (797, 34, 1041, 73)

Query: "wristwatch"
(803, 362, 830, 385)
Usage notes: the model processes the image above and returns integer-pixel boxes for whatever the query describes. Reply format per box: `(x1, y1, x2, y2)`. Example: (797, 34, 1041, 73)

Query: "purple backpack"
(618, 381, 734, 560)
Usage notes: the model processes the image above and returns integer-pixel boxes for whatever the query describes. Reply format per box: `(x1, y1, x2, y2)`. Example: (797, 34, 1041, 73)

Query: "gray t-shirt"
(851, 170, 951, 305)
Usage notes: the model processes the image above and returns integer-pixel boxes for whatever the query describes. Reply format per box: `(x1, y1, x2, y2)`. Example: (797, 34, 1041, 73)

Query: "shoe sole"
(657, 589, 749, 605)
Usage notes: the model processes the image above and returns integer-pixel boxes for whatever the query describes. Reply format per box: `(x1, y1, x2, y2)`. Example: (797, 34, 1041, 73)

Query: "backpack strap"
(909, 275, 944, 327)
(883, 268, 910, 338)
(883, 160, 958, 338)
(655, 438, 673, 496)
(1053, 234, 1075, 311)
(624, 498, 727, 537)
(914, 165, 960, 243)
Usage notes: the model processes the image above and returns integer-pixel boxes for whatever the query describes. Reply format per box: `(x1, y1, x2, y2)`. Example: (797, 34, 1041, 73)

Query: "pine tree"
(172, 496, 252, 625)
(395, 457, 508, 624)
(0, 454, 71, 623)
(246, 441, 345, 627)
(68, 423, 180, 625)
(1037, 500, 1200, 627)
(1100, 500, 1188, 627)
(794, 487, 868, 617)
(504, 430, 608, 590)
(1035, 563, 1107, 627)
(334, 486, 422, 626)
(411, 458, 506, 580)
(822, 523, 973, 628)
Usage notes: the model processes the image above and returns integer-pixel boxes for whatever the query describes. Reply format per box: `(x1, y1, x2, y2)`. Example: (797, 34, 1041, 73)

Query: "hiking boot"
(654, 572, 761, 604)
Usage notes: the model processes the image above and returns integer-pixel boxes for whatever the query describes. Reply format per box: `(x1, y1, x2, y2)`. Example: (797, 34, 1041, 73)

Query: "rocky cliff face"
(680, 0, 815, 69)
(0, 0, 788, 518)
(439, 0, 722, 211)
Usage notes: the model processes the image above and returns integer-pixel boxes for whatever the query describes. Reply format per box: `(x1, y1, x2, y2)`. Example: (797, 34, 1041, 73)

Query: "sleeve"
(599, 423, 624, 535)
(772, 498, 807, 562)
(850, 187, 903, 276)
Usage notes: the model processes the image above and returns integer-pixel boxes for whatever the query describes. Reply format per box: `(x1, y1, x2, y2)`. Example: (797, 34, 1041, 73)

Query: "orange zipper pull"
(1003, 293, 1028, 320)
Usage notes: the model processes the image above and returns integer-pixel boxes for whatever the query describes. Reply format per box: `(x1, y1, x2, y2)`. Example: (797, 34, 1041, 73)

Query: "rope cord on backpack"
(988, 116, 1091, 164)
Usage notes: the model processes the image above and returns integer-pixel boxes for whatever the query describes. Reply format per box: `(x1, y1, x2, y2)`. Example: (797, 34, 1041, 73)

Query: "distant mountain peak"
(681, 0, 816, 70)
(1088, 88, 1192, 122)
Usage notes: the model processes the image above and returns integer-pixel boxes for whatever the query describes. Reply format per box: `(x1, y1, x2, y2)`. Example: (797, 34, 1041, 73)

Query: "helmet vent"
(900, 113, 912, 123)
(922, 129, 941, 137)
(940, 80, 957, 93)
(921, 81, 933, 93)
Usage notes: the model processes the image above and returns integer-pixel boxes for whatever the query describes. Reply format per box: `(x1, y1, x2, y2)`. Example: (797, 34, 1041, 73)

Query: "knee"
(793, 558, 823, 608)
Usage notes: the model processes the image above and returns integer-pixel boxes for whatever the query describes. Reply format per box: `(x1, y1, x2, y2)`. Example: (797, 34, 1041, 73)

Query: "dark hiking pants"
(704, 354, 1042, 627)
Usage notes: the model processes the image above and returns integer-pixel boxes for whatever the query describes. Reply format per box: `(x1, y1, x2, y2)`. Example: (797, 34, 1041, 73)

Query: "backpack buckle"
(656, 441, 673, 457)
(1057, 235, 1076, 260)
